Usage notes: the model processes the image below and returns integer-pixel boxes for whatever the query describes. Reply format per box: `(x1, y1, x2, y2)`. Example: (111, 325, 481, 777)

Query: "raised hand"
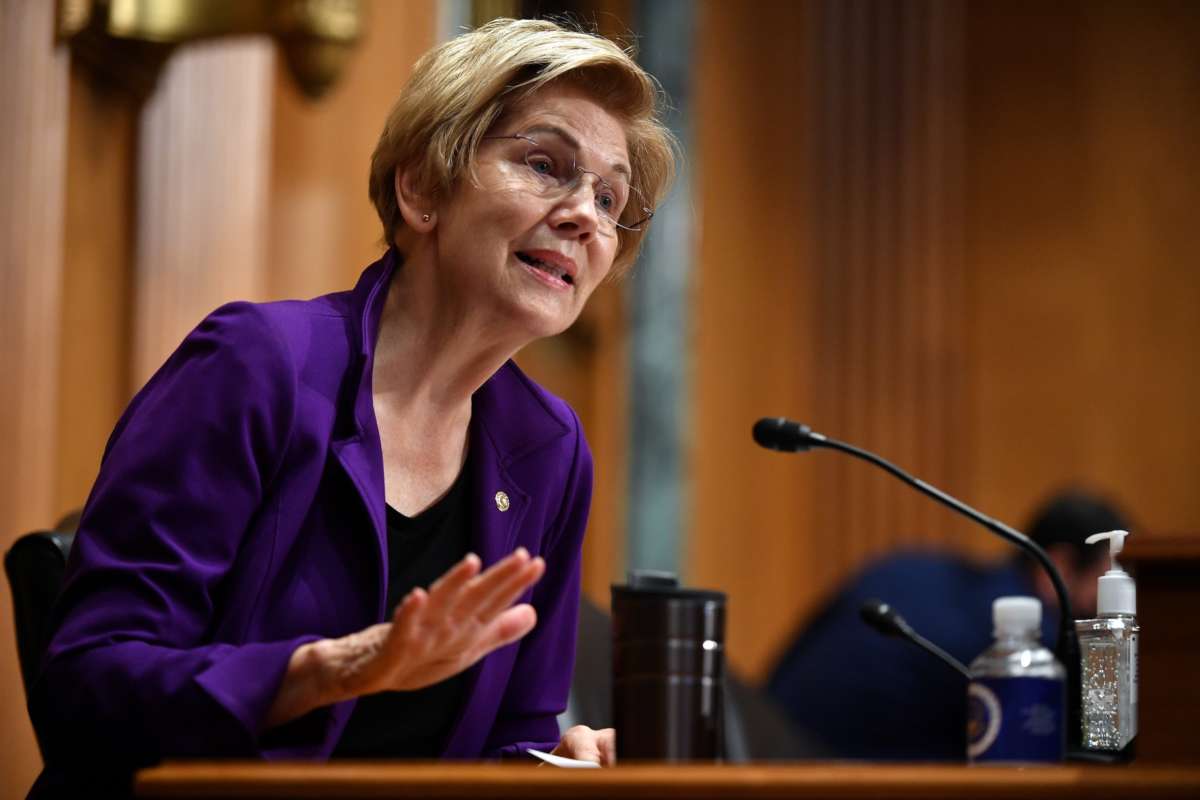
(265, 547, 544, 728)
(339, 547, 545, 696)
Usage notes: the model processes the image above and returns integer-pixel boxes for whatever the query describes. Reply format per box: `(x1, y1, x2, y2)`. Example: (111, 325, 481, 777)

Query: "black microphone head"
(859, 598, 909, 638)
(752, 417, 814, 452)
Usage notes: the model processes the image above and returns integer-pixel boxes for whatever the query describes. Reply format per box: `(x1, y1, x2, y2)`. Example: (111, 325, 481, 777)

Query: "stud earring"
(421, 213, 431, 223)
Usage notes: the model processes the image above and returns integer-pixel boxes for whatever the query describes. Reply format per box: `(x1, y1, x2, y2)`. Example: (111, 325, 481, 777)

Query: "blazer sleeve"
(30, 301, 327, 767)
(483, 411, 593, 757)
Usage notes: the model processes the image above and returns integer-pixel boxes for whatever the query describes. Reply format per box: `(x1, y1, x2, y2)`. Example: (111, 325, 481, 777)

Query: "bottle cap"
(1085, 529, 1136, 616)
(993, 596, 1041, 636)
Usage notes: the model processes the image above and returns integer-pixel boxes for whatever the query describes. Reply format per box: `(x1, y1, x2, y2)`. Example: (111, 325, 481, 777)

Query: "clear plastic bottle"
(1076, 529, 1138, 758)
(967, 596, 1065, 763)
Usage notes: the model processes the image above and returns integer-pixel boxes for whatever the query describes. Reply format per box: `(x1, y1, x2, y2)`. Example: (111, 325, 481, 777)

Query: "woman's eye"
(526, 154, 555, 176)
(596, 193, 617, 212)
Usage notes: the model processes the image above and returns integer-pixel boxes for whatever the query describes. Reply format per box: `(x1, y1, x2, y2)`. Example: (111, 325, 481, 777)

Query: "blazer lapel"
(329, 252, 396, 620)
(441, 364, 571, 757)
(467, 413, 531, 569)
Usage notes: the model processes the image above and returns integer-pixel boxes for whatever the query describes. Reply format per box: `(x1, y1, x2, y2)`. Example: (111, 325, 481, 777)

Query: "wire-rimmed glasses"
(481, 131, 654, 235)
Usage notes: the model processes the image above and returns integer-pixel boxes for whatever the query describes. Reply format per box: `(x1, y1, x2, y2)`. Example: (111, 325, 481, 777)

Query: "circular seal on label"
(967, 682, 1002, 759)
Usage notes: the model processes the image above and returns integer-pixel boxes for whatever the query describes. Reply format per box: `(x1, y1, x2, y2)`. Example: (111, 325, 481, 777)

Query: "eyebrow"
(522, 124, 632, 180)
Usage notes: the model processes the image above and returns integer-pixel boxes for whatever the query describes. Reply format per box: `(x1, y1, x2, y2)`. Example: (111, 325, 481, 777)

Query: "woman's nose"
(547, 178, 601, 239)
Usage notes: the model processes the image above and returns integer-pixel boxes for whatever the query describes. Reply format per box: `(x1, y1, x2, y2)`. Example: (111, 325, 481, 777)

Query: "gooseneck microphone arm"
(860, 599, 971, 679)
(753, 416, 1082, 750)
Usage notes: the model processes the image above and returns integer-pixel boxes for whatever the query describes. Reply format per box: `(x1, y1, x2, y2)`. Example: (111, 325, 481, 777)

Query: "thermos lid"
(612, 570, 727, 602)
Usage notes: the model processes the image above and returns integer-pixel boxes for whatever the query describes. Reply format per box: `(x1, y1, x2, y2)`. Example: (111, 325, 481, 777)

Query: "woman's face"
(431, 84, 629, 340)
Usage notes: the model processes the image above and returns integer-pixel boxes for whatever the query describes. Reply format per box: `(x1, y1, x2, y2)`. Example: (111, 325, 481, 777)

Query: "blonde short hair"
(368, 18, 677, 275)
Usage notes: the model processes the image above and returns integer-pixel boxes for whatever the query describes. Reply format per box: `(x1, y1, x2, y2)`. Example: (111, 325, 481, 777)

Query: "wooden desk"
(135, 762, 1200, 799)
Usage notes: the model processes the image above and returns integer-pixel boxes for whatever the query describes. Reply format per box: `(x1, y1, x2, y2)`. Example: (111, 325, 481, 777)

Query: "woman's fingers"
(422, 552, 482, 616)
(446, 551, 540, 618)
(489, 603, 538, 648)
(471, 555, 545, 621)
(596, 728, 617, 766)
(386, 587, 428, 651)
(551, 725, 616, 766)
(446, 548, 541, 621)
(426, 549, 520, 620)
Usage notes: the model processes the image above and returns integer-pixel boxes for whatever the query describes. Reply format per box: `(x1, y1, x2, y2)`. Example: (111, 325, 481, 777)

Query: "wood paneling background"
(1, 0, 69, 792)
(808, 0, 972, 569)
(691, 0, 1200, 681)
(56, 63, 138, 519)
(267, 1, 438, 299)
(2, 0, 1199, 794)
(964, 0, 1200, 534)
(690, 0, 820, 683)
(133, 39, 275, 385)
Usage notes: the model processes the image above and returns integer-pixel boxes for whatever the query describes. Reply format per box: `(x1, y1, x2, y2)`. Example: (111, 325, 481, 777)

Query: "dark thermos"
(611, 571, 727, 761)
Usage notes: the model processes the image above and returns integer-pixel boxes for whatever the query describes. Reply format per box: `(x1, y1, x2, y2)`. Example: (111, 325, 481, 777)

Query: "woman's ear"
(395, 167, 437, 232)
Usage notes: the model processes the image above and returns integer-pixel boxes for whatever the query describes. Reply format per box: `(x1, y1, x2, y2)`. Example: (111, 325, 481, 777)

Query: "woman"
(30, 17, 675, 789)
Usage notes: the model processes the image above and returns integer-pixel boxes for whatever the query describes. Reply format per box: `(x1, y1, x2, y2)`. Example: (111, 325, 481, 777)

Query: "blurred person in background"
(29, 18, 675, 796)
(766, 489, 1128, 760)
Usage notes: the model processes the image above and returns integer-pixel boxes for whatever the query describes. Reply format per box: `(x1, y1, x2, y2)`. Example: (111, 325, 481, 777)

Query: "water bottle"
(966, 596, 1065, 763)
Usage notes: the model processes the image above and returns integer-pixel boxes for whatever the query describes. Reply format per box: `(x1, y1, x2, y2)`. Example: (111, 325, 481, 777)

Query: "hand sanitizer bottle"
(1076, 529, 1138, 759)
(967, 596, 1065, 763)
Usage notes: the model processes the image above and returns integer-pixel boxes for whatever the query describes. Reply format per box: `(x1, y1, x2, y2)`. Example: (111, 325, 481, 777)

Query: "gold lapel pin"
(494, 491, 510, 512)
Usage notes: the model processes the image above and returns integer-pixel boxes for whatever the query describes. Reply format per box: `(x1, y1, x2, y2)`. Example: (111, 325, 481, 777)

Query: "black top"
(331, 467, 472, 758)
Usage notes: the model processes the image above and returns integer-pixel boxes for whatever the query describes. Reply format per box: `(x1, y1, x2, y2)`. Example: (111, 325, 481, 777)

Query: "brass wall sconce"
(57, 0, 364, 101)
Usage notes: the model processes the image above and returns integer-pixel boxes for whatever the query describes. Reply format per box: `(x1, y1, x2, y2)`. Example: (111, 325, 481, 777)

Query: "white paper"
(526, 748, 602, 768)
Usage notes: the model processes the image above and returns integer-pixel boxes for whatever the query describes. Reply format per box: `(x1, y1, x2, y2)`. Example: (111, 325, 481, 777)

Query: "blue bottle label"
(967, 677, 1064, 762)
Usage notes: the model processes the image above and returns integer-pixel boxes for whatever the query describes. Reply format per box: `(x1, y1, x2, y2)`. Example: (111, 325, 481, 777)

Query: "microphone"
(753, 416, 1083, 752)
(860, 598, 970, 679)
(752, 417, 822, 452)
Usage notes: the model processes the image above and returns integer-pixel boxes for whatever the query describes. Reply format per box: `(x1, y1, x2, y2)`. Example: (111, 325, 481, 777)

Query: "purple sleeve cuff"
(192, 635, 326, 748)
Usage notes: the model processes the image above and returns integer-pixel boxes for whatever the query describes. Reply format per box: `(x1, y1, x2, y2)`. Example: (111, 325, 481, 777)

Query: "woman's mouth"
(516, 251, 575, 286)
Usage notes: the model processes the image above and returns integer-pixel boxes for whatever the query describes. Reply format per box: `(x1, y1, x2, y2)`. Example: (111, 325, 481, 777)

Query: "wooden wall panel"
(808, 0, 976, 586)
(266, 0, 437, 300)
(690, 0, 817, 681)
(133, 40, 275, 385)
(691, 0, 974, 682)
(0, 0, 68, 546)
(0, 0, 69, 792)
(964, 1, 1200, 534)
(56, 65, 138, 518)
(690, 0, 1200, 685)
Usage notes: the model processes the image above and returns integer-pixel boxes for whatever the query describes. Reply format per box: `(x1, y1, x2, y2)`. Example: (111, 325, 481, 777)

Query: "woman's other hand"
(267, 548, 544, 727)
(551, 725, 616, 766)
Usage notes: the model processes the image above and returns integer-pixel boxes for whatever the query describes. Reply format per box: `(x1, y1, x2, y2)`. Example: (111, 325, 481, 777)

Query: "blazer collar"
(332, 250, 573, 600)
(328, 250, 395, 618)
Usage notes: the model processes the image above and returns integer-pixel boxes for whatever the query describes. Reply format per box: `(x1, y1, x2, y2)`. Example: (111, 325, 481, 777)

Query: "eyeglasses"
(481, 132, 654, 235)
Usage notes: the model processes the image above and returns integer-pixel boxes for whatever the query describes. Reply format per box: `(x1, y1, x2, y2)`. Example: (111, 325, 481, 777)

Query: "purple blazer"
(31, 251, 592, 767)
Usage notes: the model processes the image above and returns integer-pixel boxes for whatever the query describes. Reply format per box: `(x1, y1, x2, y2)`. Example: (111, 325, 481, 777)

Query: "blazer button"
(494, 491, 510, 512)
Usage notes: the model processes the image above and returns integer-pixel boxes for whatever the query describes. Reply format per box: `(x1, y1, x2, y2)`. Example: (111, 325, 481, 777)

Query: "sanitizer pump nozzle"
(1084, 530, 1136, 616)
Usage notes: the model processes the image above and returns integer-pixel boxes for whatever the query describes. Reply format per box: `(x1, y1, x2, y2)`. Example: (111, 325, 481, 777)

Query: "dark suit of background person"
(766, 490, 1127, 760)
